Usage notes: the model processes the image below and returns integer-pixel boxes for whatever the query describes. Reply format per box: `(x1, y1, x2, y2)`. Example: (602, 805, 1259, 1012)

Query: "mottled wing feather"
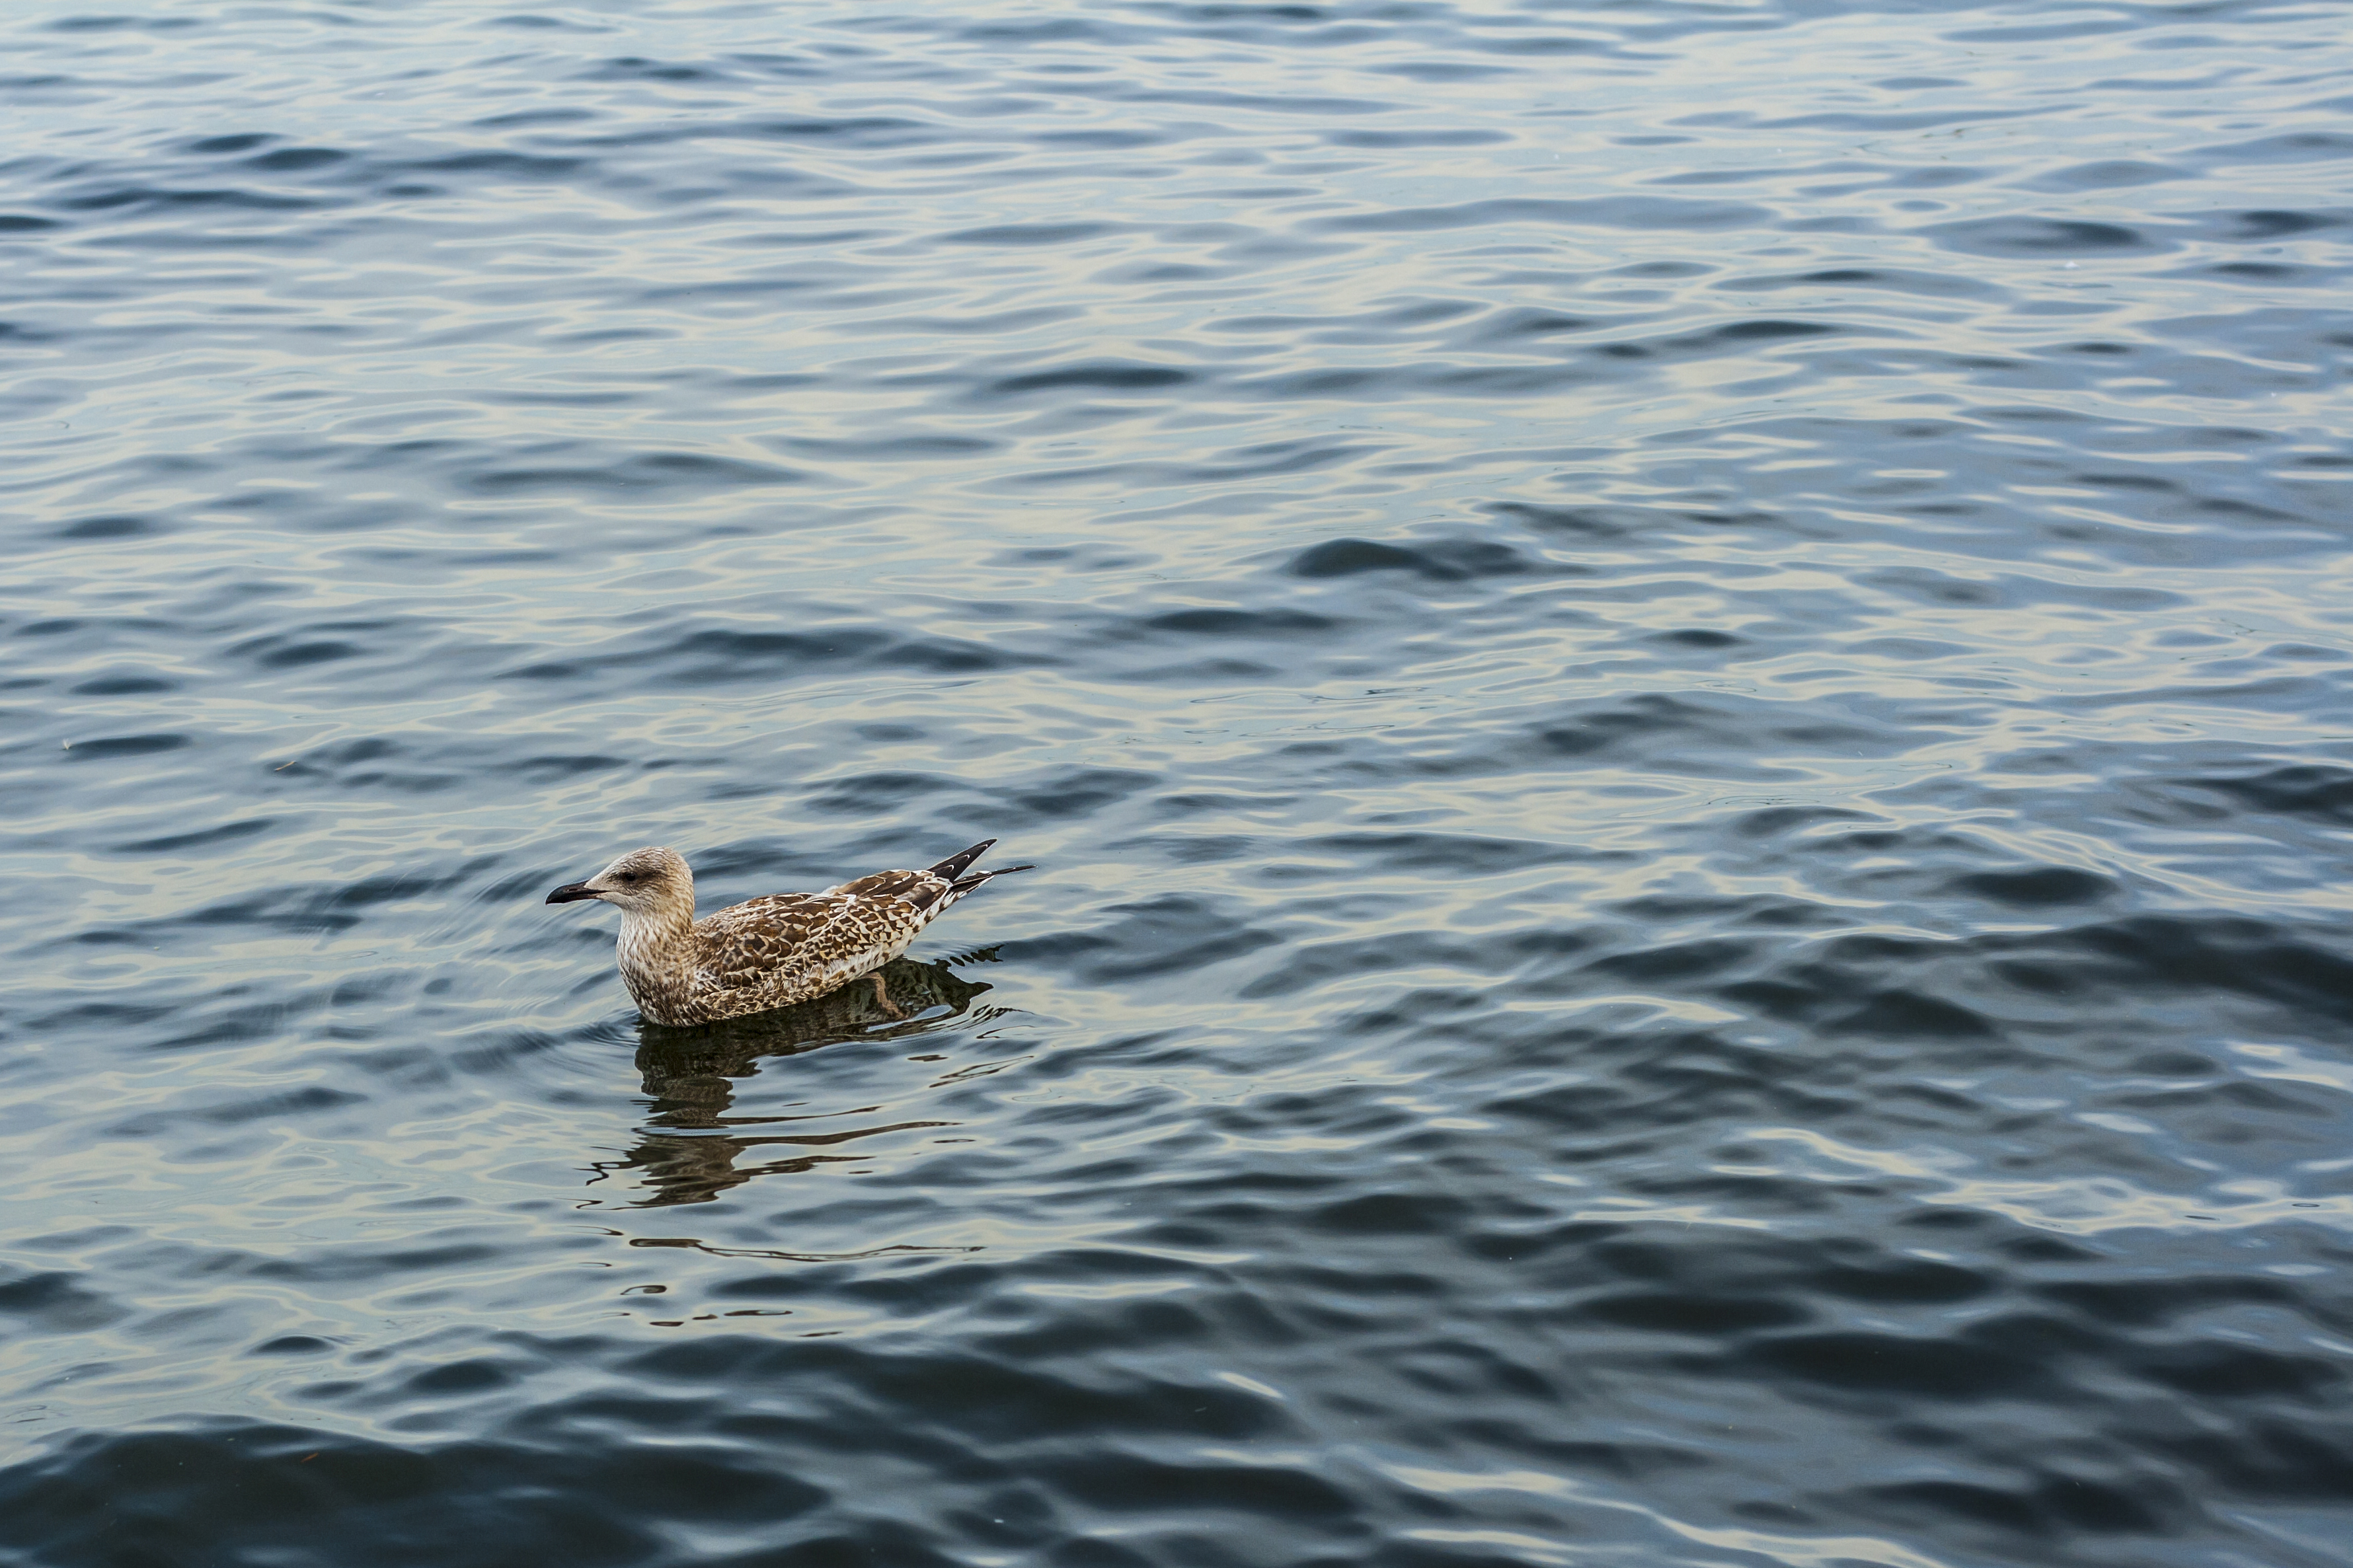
(821, 869, 948, 909)
(685, 872, 954, 1015)
(699, 892, 831, 935)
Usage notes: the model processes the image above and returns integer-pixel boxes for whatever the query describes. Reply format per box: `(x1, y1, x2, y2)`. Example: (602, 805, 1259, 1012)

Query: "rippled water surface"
(6, 1, 2353, 1564)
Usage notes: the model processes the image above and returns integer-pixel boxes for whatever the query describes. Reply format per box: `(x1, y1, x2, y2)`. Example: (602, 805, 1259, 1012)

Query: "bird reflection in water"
(590, 956, 997, 1209)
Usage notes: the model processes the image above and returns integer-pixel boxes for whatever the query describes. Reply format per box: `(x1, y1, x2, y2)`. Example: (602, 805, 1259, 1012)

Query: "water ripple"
(4, 0, 2352, 1565)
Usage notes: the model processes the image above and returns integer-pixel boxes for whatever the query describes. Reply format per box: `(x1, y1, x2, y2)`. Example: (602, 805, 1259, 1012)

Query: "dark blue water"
(5, 2, 2352, 1565)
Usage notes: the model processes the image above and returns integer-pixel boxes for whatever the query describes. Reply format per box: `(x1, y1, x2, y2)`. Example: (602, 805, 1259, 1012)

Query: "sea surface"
(4, 1, 2351, 1565)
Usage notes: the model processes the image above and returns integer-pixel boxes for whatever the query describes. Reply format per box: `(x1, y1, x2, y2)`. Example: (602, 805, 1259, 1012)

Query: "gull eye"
(615, 871, 639, 883)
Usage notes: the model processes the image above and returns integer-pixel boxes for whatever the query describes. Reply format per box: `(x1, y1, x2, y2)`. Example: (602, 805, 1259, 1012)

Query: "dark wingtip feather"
(949, 863, 1033, 894)
(926, 839, 997, 881)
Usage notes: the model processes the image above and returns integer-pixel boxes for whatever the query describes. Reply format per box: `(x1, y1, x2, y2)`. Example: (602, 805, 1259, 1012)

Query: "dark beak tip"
(546, 882, 599, 905)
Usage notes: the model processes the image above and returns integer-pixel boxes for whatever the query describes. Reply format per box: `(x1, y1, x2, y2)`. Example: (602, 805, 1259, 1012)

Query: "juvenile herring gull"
(546, 839, 1031, 1026)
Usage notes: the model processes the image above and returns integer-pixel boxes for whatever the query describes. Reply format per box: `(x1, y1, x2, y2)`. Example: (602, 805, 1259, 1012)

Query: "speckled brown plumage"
(546, 839, 1029, 1027)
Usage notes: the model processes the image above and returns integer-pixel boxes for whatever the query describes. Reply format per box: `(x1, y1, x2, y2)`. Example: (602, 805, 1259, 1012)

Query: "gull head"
(546, 845, 694, 920)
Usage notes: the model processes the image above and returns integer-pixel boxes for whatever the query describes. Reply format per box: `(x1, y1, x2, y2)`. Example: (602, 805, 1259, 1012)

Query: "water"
(4, 1, 2351, 1563)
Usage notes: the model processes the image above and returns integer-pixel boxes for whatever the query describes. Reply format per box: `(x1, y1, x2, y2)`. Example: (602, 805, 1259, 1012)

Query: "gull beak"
(545, 881, 603, 905)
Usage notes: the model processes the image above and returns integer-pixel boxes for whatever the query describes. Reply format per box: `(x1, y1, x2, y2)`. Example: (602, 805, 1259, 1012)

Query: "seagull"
(546, 839, 1031, 1027)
